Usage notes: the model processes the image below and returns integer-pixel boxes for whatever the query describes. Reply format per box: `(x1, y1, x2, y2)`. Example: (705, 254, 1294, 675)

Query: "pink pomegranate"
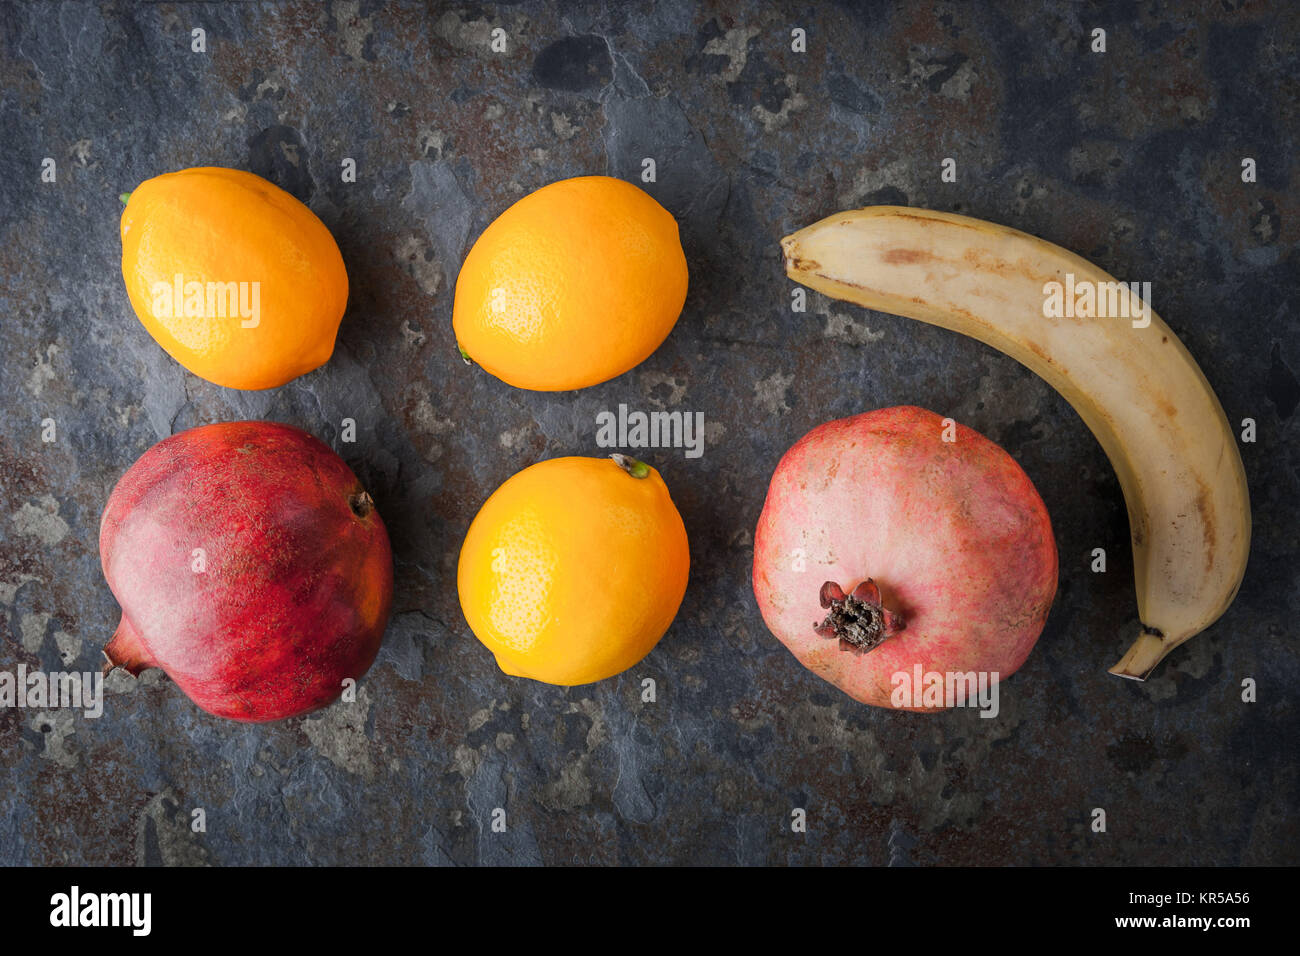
(752, 406, 1057, 709)
(100, 421, 393, 721)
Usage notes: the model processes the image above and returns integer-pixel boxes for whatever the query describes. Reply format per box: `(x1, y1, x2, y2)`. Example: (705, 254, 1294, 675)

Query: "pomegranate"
(752, 406, 1057, 709)
(99, 421, 393, 721)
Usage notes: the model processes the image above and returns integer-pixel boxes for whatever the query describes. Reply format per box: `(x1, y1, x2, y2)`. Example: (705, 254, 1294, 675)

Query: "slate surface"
(1, 1, 1297, 866)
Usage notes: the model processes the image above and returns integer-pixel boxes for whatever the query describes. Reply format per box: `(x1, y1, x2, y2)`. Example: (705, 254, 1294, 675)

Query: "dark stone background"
(1, 1, 1296, 866)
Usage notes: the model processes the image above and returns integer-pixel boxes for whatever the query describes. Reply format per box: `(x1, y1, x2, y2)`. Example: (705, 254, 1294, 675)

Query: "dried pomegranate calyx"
(348, 489, 375, 518)
(813, 579, 906, 653)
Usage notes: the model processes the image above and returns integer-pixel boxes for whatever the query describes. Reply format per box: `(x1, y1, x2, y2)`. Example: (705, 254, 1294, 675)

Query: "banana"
(782, 206, 1250, 680)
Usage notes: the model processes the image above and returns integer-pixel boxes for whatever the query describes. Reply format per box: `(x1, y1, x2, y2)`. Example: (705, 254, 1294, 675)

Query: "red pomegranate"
(99, 421, 393, 721)
(752, 406, 1057, 709)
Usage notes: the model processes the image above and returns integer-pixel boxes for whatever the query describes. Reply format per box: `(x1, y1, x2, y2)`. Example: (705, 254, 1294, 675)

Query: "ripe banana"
(782, 206, 1250, 680)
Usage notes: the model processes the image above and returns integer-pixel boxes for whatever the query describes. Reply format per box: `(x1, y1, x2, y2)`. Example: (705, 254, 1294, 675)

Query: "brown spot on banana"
(1194, 478, 1216, 566)
(881, 248, 932, 265)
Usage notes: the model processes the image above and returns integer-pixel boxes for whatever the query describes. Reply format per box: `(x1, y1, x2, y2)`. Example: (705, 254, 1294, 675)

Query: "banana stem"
(1109, 627, 1176, 681)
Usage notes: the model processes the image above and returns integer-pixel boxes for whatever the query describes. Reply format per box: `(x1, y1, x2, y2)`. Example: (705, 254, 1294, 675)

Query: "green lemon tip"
(611, 454, 650, 479)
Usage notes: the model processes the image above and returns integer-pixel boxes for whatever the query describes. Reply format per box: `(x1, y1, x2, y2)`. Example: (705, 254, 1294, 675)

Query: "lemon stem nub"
(458, 344, 473, 365)
(611, 454, 650, 479)
(119, 192, 132, 205)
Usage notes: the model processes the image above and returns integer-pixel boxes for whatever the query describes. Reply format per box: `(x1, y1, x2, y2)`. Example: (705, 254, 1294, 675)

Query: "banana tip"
(779, 234, 795, 265)
(780, 234, 815, 280)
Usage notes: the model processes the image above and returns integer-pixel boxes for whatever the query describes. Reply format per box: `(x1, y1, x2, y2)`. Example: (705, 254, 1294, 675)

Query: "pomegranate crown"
(813, 579, 905, 654)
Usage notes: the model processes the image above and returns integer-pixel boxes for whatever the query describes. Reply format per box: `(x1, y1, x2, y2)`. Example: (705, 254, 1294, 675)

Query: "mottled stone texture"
(1, 1, 1297, 866)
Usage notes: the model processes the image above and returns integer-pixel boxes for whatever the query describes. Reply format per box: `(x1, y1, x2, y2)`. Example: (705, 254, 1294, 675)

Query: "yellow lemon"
(458, 455, 690, 684)
(120, 167, 348, 390)
(453, 176, 688, 391)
